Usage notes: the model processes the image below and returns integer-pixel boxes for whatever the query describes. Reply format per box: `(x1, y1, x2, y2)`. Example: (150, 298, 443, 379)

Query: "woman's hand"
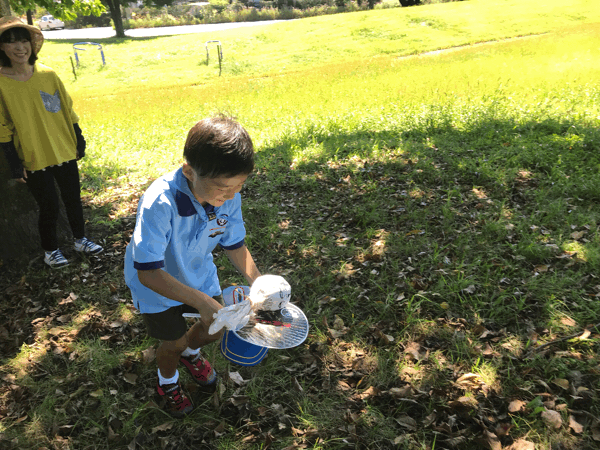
(17, 168, 27, 184)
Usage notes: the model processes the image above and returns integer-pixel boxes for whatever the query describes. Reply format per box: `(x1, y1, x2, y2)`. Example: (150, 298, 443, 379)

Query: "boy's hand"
(208, 300, 252, 335)
(193, 294, 223, 329)
(137, 269, 224, 330)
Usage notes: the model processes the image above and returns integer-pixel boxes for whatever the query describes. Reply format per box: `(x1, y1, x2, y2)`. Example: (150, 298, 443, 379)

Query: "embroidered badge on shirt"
(217, 215, 228, 226)
(40, 90, 61, 113)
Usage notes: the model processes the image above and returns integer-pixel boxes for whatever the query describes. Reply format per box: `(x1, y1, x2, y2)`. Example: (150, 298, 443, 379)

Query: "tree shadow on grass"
(255, 115, 600, 297)
(1, 115, 599, 449)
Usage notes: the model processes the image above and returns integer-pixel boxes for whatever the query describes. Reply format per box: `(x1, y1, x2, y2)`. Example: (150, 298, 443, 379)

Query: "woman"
(0, 17, 102, 268)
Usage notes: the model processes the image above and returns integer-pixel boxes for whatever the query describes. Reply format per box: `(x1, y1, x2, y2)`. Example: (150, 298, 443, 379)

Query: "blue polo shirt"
(124, 167, 246, 314)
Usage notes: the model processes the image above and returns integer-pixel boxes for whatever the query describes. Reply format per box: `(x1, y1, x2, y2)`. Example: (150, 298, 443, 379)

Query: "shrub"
(209, 0, 230, 14)
(64, 12, 112, 29)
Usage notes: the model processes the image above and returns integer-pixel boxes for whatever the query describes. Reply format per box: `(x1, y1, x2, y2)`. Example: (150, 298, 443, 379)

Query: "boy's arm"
(224, 245, 261, 285)
(137, 269, 222, 327)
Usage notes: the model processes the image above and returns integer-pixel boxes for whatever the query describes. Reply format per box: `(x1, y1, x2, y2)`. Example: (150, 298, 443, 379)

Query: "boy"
(124, 116, 262, 417)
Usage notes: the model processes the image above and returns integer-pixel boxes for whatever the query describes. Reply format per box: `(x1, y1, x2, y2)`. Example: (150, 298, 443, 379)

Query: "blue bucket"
(220, 285, 268, 366)
(220, 329, 268, 366)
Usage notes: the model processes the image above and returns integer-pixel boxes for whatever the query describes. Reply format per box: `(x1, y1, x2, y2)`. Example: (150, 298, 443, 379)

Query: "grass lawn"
(1, 0, 600, 449)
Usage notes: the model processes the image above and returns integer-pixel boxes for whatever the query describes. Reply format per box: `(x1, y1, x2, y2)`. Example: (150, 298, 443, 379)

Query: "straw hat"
(0, 16, 44, 55)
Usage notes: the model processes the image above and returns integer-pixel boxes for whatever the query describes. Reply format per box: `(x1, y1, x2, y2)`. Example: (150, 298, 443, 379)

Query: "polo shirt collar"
(173, 168, 219, 218)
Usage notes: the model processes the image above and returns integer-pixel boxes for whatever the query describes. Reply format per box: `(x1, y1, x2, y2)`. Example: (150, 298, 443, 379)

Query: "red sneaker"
(180, 352, 217, 386)
(156, 381, 193, 418)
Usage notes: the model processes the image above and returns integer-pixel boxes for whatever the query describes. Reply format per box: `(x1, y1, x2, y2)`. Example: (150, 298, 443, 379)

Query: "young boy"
(124, 116, 262, 417)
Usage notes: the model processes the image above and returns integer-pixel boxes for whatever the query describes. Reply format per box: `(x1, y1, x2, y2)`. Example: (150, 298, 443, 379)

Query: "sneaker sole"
(44, 261, 69, 268)
(74, 248, 104, 255)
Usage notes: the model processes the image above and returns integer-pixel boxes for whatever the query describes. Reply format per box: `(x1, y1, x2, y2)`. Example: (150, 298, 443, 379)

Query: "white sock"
(158, 369, 179, 386)
(181, 347, 200, 358)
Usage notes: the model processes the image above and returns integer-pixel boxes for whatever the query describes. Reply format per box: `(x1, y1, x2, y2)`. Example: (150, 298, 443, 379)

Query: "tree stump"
(0, 153, 71, 267)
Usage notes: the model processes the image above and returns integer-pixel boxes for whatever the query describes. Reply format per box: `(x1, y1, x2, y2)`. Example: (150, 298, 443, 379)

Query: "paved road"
(41, 20, 287, 40)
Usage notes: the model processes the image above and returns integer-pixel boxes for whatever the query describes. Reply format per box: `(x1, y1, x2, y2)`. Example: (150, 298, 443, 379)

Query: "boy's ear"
(182, 162, 195, 181)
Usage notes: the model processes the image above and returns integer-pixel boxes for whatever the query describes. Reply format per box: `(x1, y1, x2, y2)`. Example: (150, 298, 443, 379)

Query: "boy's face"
(182, 163, 248, 207)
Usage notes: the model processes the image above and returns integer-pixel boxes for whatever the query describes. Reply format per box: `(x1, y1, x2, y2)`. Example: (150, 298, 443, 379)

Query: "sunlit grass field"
(2, 0, 600, 449)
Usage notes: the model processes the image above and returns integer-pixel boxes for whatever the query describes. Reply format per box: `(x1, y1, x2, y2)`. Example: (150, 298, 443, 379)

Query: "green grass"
(40, 0, 600, 96)
(1, 0, 600, 449)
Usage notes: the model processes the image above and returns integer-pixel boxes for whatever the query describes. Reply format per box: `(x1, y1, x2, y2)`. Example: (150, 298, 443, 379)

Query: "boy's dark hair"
(184, 116, 254, 178)
(0, 27, 38, 67)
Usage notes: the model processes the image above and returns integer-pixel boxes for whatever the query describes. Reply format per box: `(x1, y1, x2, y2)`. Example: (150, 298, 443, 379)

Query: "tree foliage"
(9, 0, 105, 20)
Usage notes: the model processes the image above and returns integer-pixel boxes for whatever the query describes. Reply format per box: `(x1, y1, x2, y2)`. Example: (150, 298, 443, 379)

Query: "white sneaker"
(44, 249, 69, 268)
(74, 237, 103, 255)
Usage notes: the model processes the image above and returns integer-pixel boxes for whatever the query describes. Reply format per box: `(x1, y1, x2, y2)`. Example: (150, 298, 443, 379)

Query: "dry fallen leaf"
(333, 315, 345, 330)
(89, 389, 103, 398)
(568, 415, 584, 434)
(456, 373, 485, 389)
(579, 329, 591, 340)
(505, 439, 535, 450)
(462, 285, 476, 294)
(141, 347, 156, 364)
(560, 317, 577, 327)
(508, 399, 526, 413)
(553, 378, 569, 390)
(592, 421, 600, 441)
(123, 373, 138, 385)
(395, 415, 417, 431)
(404, 342, 422, 361)
(541, 409, 562, 429)
(151, 422, 174, 433)
(448, 396, 479, 410)
(229, 371, 245, 385)
(389, 386, 413, 399)
(571, 230, 585, 240)
(484, 429, 501, 450)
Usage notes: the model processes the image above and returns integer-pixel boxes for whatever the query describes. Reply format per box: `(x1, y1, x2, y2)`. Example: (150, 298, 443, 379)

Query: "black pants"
(25, 160, 85, 252)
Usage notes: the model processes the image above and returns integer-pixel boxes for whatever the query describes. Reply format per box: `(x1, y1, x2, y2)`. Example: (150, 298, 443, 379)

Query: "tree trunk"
(0, 0, 12, 18)
(107, 0, 126, 38)
(0, 155, 71, 267)
(26, 10, 34, 25)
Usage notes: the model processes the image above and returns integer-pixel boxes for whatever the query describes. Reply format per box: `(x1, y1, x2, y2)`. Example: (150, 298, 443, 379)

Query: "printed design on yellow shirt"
(40, 90, 61, 113)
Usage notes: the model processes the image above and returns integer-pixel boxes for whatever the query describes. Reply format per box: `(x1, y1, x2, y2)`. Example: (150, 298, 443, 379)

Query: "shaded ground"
(1, 122, 600, 449)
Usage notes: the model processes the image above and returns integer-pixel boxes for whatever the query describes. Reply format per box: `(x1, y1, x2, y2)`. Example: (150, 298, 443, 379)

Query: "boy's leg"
(186, 320, 222, 350)
(180, 320, 220, 386)
(143, 306, 194, 417)
(156, 334, 188, 378)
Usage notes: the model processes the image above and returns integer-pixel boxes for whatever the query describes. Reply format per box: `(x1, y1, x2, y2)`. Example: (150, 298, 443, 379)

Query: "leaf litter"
(0, 146, 599, 449)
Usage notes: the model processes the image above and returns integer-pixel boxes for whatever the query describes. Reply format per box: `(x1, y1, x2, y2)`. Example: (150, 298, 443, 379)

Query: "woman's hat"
(0, 16, 44, 55)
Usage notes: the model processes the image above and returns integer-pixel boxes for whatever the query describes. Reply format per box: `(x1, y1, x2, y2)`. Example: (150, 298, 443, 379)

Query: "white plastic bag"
(208, 300, 252, 335)
(249, 275, 291, 311)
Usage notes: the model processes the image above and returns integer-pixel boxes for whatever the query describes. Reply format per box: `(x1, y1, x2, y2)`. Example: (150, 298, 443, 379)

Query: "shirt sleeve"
(131, 192, 174, 270)
(55, 71, 79, 124)
(0, 89, 14, 144)
(1, 140, 24, 178)
(219, 193, 247, 250)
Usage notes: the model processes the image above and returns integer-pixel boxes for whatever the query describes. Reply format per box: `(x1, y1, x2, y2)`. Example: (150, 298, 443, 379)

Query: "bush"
(209, 0, 230, 14)
(64, 12, 112, 29)
(122, 0, 374, 29)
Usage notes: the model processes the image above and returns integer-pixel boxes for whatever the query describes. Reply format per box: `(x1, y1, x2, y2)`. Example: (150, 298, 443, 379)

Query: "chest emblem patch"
(217, 216, 228, 226)
(40, 90, 62, 113)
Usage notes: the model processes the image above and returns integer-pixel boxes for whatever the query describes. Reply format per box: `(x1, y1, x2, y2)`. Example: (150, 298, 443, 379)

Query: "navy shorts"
(142, 295, 223, 341)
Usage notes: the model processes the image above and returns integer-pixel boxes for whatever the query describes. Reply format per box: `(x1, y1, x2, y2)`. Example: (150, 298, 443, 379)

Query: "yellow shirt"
(0, 64, 79, 171)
